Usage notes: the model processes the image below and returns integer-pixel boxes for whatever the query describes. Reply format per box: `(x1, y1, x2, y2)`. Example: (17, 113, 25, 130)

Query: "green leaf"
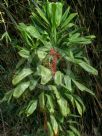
(61, 13, 77, 29)
(49, 85, 60, 99)
(46, 2, 52, 21)
(29, 79, 37, 91)
(57, 97, 70, 117)
(54, 71, 63, 85)
(67, 130, 76, 136)
(61, 7, 70, 23)
(12, 68, 33, 85)
(31, 12, 47, 29)
(37, 50, 47, 61)
(50, 115, 58, 135)
(86, 35, 96, 39)
(0, 90, 13, 103)
(18, 48, 30, 59)
(75, 100, 83, 116)
(26, 25, 41, 39)
(39, 92, 45, 111)
(65, 94, 74, 105)
(47, 121, 54, 136)
(67, 120, 78, 125)
(26, 99, 37, 117)
(78, 61, 98, 75)
(46, 94, 54, 113)
(68, 33, 91, 45)
(55, 2, 63, 27)
(69, 125, 80, 136)
(64, 75, 72, 91)
(73, 80, 95, 95)
(74, 95, 86, 112)
(37, 65, 52, 85)
(51, 3, 57, 28)
(47, 2, 63, 27)
(68, 36, 92, 45)
(69, 32, 80, 38)
(13, 81, 30, 98)
(36, 7, 49, 24)
(56, 113, 64, 123)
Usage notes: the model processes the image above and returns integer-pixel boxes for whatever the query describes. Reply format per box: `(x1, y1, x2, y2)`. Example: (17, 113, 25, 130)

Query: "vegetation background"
(0, 0, 102, 136)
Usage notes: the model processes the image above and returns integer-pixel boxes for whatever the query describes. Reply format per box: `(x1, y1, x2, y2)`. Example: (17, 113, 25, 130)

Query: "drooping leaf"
(73, 80, 95, 95)
(12, 68, 33, 85)
(75, 100, 83, 116)
(57, 97, 70, 117)
(50, 115, 58, 135)
(13, 81, 30, 98)
(74, 95, 86, 112)
(47, 121, 54, 136)
(49, 85, 60, 99)
(39, 92, 45, 111)
(54, 71, 63, 85)
(46, 94, 54, 113)
(64, 75, 72, 91)
(26, 99, 37, 117)
(29, 79, 37, 91)
(65, 93, 74, 105)
(69, 125, 80, 136)
(56, 113, 64, 124)
(78, 61, 98, 75)
(37, 65, 52, 85)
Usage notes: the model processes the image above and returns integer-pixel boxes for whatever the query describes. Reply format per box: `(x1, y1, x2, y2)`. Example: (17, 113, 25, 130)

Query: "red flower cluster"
(49, 48, 61, 76)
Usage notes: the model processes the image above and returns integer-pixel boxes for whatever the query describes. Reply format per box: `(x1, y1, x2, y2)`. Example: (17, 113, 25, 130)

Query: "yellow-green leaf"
(46, 94, 54, 113)
(57, 97, 70, 117)
(75, 100, 83, 116)
(73, 80, 95, 95)
(12, 68, 33, 85)
(18, 48, 30, 59)
(39, 92, 45, 111)
(50, 115, 58, 135)
(37, 65, 52, 85)
(47, 121, 54, 136)
(78, 61, 98, 75)
(26, 99, 37, 117)
(13, 81, 30, 98)
(54, 71, 63, 85)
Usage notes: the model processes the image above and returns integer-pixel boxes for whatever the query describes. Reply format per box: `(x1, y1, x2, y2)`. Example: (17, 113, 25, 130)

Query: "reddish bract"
(49, 48, 61, 76)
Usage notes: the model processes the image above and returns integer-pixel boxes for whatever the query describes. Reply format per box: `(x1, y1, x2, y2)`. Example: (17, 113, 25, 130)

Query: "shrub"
(2, 1, 98, 136)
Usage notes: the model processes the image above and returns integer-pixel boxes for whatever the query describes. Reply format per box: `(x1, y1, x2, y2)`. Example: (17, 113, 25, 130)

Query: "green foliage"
(0, 1, 99, 136)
